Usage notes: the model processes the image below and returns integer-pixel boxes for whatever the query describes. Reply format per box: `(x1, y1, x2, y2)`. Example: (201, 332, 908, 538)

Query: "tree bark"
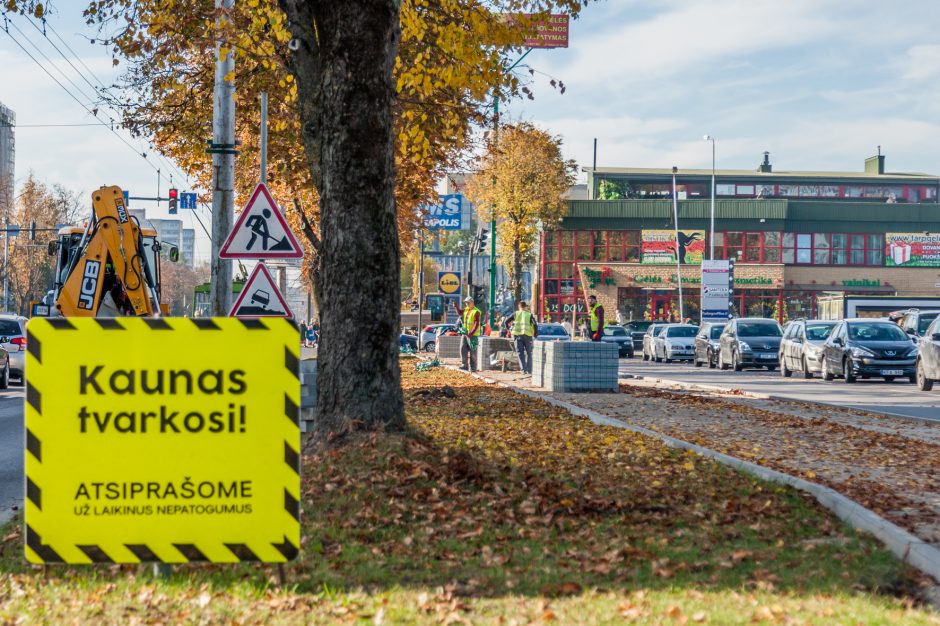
(280, 0, 405, 437)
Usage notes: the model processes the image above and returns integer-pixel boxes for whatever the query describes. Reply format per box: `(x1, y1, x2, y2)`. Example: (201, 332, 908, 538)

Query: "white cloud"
(900, 44, 940, 81)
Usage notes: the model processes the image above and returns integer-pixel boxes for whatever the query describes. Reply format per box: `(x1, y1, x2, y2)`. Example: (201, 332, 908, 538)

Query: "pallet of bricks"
(532, 341, 618, 392)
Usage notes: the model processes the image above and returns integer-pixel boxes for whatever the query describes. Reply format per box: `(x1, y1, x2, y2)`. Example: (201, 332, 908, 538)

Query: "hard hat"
(463, 296, 473, 302)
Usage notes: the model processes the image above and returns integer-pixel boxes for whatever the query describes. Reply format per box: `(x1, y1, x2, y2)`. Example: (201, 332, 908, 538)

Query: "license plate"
(758, 354, 775, 359)
(880, 369, 903, 376)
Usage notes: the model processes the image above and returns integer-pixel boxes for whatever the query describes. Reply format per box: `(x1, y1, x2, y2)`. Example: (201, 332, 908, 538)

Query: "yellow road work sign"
(24, 317, 301, 564)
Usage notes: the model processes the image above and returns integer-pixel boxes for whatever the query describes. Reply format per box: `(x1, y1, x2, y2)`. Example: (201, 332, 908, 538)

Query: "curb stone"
(622, 373, 940, 425)
(438, 362, 940, 584)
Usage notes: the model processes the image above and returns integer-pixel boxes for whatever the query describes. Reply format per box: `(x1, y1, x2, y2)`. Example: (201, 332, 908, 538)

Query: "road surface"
(619, 358, 940, 421)
(0, 386, 23, 523)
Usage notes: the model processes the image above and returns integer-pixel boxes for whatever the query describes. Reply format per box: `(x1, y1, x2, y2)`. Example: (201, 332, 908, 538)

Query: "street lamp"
(703, 135, 716, 260)
(671, 166, 685, 321)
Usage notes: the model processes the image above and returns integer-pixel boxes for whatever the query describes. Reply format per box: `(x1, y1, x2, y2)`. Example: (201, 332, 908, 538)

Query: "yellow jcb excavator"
(49, 185, 177, 317)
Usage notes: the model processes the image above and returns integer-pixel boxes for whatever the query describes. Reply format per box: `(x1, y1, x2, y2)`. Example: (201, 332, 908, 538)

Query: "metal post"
(2, 223, 6, 312)
(209, 0, 235, 316)
(704, 135, 716, 260)
(671, 167, 685, 321)
(417, 228, 424, 336)
(260, 92, 268, 184)
(489, 97, 498, 328)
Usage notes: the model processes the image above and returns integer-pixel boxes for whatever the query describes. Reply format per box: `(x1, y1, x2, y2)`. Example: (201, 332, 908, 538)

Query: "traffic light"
(168, 188, 179, 214)
(472, 285, 486, 306)
(475, 228, 489, 254)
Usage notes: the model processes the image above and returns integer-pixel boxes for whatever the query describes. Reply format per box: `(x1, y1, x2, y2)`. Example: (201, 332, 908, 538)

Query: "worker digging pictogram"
(24, 317, 300, 564)
(219, 183, 303, 260)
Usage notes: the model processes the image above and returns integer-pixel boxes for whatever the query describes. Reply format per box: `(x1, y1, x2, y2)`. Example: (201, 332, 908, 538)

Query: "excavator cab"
(49, 186, 177, 317)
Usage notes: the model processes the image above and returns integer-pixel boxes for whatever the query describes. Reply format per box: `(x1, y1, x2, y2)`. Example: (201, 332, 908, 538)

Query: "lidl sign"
(438, 271, 462, 295)
(24, 318, 300, 564)
(423, 194, 464, 230)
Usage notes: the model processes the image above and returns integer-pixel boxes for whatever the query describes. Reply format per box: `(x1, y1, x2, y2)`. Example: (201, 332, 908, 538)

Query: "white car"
(641, 323, 670, 361)
(654, 324, 699, 362)
(0, 314, 27, 383)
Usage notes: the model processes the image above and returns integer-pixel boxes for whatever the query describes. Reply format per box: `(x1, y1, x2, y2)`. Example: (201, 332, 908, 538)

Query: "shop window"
(544, 280, 559, 295)
(560, 264, 575, 279)
(608, 232, 624, 261)
(561, 231, 574, 246)
(545, 231, 556, 246)
(576, 231, 591, 261)
(624, 230, 641, 262)
(867, 234, 884, 265)
(716, 184, 736, 195)
(781, 232, 795, 264)
(736, 185, 755, 196)
(831, 234, 848, 265)
(545, 245, 559, 261)
(764, 232, 781, 263)
(796, 234, 812, 264)
(545, 264, 560, 278)
(777, 185, 797, 196)
(592, 231, 607, 261)
(725, 231, 743, 261)
(813, 233, 831, 264)
(744, 233, 762, 262)
(845, 186, 863, 198)
(800, 185, 821, 197)
(561, 246, 574, 261)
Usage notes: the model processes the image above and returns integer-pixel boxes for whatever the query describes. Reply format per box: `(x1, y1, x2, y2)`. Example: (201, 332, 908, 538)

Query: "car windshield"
(919, 313, 940, 335)
(709, 326, 725, 339)
(604, 327, 627, 336)
(666, 326, 697, 338)
(539, 325, 568, 336)
(626, 321, 653, 331)
(737, 322, 781, 337)
(0, 320, 20, 336)
(805, 323, 835, 341)
(848, 322, 908, 342)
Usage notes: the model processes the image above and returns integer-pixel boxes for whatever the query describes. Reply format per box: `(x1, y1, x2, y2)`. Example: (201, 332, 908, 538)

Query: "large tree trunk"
(280, 0, 405, 437)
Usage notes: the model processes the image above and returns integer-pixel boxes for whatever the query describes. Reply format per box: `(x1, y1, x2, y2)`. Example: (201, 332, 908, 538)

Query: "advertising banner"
(886, 233, 940, 267)
(641, 230, 706, 265)
(423, 194, 464, 230)
(521, 14, 570, 48)
(437, 271, 462, 295)
(701, 260, 733, 322)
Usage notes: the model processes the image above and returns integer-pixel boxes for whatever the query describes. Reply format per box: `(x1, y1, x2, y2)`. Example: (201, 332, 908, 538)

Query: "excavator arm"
(55, 186, 159, 317)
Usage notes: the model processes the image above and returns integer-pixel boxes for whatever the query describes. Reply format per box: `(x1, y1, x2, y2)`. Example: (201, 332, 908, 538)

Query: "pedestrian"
(309, 319, 320, 347)
(561, 318, 573, 337)
(615, 308, 624, 326)
(456, 296, 482, 372)
(579, 318, 589, 339)
(512, 301, 538, 374)
(299, 319, 309, 347)
(501, 314, 514, 338)
(588, 294, 605, 341)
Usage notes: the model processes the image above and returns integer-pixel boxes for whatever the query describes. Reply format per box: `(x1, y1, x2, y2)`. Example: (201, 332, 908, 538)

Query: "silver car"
(641, 323, 669, 361)
(654, 324, 699, 362)
(0, 314, 26, 383)
(916, 317, 940, 391)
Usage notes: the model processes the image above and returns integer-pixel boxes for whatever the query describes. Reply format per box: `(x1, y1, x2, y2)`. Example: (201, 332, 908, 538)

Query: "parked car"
(693, 322, 726, 368)
(0, 314, 27, 383)
(718, 318, 783, 371)
(536, 323, 571, 342)
(896, 309, 940, 345)
(600, 325, 634, 358)
(623, 320, 654, 352)
(821, 318, 918, 383)
(420, 323, 454, 352)
(641, 323, 670, 361)
(916, 317, 940, 391)
(653, 324, 699, 362)
(779, 319, 837, 378)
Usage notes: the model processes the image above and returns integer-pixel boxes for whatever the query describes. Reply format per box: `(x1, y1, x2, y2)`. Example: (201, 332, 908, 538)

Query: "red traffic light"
(168, 188, 179, 199)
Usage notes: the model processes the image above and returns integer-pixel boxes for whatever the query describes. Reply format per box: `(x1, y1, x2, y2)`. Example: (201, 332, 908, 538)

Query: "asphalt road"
(619, 357, 940, 421)
(0, 386, 22, 524)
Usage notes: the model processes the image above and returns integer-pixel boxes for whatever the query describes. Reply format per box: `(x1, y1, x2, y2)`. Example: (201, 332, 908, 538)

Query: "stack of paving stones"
(437, 335, 464, 360)
(299, 358, 317, 433)
(477, 336, 514, 370)
(532, 341, 618, 392)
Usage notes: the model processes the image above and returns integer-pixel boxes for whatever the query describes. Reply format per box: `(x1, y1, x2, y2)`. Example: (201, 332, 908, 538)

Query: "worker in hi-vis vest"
(511, 301, 539, 375)
(588, 294, 604, 341)
(456, 295, 482, 372)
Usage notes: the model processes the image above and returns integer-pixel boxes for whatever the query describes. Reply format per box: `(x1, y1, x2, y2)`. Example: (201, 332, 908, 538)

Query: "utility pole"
(208, 0, 236, 316)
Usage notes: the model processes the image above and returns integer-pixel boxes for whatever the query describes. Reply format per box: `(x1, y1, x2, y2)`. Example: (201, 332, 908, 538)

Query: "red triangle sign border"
(219, 183, 304, 259)
(229, 263, 294, 318)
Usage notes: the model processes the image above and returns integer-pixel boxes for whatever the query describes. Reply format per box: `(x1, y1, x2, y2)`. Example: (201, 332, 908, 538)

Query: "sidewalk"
(464, 362, 940, 547)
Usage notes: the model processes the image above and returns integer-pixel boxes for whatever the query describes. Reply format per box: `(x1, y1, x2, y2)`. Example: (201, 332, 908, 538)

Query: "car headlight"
(738, 341, 751, 351)
(848, 346, 875, 358)
(907, 346, 919, 357)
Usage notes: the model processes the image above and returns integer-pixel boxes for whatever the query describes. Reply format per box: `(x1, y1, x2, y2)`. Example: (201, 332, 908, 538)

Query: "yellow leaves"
(32, 2, 42, 18)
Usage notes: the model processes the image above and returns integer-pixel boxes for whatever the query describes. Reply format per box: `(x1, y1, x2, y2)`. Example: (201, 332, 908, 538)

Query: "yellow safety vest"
(589, 303, 602, 332)
(512, 310, 534, 336)
(462, 307, 482, 337)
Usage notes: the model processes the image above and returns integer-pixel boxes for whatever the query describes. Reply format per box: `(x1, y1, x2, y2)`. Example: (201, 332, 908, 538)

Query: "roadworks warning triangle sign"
(230, 263, 294, 318)
(220, 183, 304, 259)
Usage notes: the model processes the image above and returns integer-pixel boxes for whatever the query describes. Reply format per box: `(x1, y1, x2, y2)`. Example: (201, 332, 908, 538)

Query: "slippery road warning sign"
(219, 183, 303, 259)
(230, 264, 293, 318)
(24, 317, 301, 564)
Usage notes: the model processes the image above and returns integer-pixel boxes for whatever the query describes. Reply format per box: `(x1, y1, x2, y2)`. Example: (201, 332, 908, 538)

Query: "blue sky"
(2, 0, 940, 261)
